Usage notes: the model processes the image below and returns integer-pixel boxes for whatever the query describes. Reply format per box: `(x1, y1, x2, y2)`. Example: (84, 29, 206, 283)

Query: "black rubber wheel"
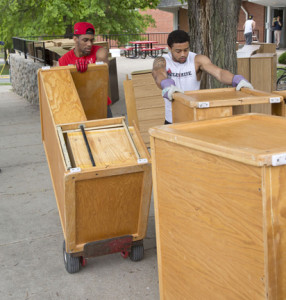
(63, 240, 80, 274)
(129, 244, 144, 262)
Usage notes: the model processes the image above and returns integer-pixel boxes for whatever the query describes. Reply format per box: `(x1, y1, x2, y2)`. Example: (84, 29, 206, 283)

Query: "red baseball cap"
(74, 22, 95, 35)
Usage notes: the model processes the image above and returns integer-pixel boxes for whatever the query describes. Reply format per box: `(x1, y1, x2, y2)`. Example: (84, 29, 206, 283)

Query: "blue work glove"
(232, 75, 253, 91)
(161, 79, 184, 101)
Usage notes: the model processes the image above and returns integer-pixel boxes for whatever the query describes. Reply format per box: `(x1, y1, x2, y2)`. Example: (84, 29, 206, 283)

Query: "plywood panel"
(71, 64, 108, 120)
(75, 172, 143, 243)
(150, 115, 286, 298)
(153, 138, 265, 299)
(38, 76, 66, 232)
(237, 57, 250, 81)
(67, 128, 143, 169)
(39, 69, 87, 124)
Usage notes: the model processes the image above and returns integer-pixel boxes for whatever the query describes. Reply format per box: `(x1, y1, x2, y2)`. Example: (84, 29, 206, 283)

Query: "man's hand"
(161, 79, 183, 101)
(76, 57, 88, 73)
(232, 75, 254, 91)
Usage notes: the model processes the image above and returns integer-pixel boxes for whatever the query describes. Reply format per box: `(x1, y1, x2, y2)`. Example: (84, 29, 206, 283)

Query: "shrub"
(278, 51, 286, 64)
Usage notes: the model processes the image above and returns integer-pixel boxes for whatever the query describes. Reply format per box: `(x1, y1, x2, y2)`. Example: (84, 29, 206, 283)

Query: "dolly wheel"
(63, 240, 80, 274)
(129, 244, 144, 262)
(121, 251, 129, 259)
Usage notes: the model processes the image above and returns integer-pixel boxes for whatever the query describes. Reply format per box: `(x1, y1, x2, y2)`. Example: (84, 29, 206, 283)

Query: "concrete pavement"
(0, 56, 159, 300)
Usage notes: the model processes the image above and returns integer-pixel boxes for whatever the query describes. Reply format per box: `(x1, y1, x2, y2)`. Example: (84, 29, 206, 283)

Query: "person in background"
(152, 30, 253, 124)
(243, 15, 256, 45)
(272, 16, 283, 49)
(58, 22, 112, 117)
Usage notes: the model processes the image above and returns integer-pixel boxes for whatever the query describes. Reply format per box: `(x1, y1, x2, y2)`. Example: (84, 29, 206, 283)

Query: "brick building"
(142, 0, 286, 48)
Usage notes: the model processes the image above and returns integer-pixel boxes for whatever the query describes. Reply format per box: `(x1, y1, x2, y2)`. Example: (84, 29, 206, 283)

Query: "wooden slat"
(123, 79, 139, 128)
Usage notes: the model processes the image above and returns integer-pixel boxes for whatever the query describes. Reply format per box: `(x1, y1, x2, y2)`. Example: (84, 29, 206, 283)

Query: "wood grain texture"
(38, 76, 67, 234)
(74, 172, 143, 243)
(272, 91, 286, 117)
(174, 88, 281, 108)
(237, 57, 250, 81)
(124, 71, 165, 147)
(151, 138, 265, 299)
(150, 114, 286, 298)
(123, 79, 139, 127)
(70, 64, 108, 120)
(149, 114, 286, 167)
(172, 100, 232, 123)
(38, 69, 87, 124)
(67, 127, 147, 169)
(263, 166, 286, 299)
(250, 54, 277, 114)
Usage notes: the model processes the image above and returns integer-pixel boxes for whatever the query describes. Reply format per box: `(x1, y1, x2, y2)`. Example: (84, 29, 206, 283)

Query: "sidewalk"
(0, 56, 159, 300)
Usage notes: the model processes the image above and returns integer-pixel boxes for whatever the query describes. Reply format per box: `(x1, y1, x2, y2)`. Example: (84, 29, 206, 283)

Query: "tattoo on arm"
(153, 57, 166, 70)
(152, 57, 167, 88)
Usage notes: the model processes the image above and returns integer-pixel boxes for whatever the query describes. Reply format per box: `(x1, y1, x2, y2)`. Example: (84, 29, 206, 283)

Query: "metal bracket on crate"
(197, 102, 210, 108)
(56, 126, 72, 170)
(269, 97, 281, 104)
(121, 119, 142, 161)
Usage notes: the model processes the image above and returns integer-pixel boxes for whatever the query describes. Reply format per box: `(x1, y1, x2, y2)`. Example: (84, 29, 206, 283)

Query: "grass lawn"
(0, 64, 9, 75)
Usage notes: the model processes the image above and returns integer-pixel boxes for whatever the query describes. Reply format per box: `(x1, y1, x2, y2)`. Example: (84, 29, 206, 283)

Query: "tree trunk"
(188, 0, 242, 89)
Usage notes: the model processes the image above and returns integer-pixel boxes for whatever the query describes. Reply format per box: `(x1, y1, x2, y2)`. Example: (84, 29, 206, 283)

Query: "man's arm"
(152, 56, 167, 88)
(252, 21, 256, 31)
(196, 54, 234, 85)
(96, 47, 109, 64)
(196, 54, 253, 90)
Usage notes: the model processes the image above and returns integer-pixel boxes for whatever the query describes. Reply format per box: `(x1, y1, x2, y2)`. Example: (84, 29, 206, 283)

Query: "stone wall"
(10, 53, 44, 105)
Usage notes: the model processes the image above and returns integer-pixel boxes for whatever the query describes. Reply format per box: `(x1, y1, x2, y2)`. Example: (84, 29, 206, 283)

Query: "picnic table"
(124, 41, 165, 59)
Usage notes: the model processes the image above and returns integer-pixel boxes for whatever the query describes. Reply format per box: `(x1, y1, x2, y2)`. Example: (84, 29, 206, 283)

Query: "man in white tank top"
(152, 30, 253, 124)
(243, 15, 256, 45)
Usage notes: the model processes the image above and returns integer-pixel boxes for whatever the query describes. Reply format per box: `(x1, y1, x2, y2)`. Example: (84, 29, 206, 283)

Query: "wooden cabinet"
(171, 87, 282, 123)
(250, 53, 277, 114)
(124, 70, 165, 147)
(38, 64, 152, 267)
(149, 114, 286, 299)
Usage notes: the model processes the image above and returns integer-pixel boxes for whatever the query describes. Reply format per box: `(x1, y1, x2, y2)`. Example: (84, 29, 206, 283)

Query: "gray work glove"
(161, 79, 184, 101)
(232, 75, 254, 91)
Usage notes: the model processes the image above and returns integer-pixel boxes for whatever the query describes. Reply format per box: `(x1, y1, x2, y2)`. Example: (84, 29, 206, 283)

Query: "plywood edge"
(131, 121, 151, 159)
(60, 117, 125, 131)
(123, 79, 139, 128)
(149, 136, 164, 297)
(131, 69, 152, 75)
(148, 114, 286, 167)
(173, 89, 283, 108)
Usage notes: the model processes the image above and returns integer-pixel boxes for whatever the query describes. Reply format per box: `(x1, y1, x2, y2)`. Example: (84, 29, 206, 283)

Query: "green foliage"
(278, 52, 286, 64)
(0, 0, 159, 48)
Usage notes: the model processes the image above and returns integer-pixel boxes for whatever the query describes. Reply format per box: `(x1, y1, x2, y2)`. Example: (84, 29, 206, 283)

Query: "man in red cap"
(59, 22, 112, 116)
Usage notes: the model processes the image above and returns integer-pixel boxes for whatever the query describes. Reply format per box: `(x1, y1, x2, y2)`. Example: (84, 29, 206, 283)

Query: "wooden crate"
(149, 113, 286, 299)
(250, 53, 277, 114)
(39, 102, 152, 255)
(254, 42, 276, 54)
(172, 87, 283, 123)
(124, 70, 165, 147)
(272, 90, 286, 117)
(38, 64, 108, 122)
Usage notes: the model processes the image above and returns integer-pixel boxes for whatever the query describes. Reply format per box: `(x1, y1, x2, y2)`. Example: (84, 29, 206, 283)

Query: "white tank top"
(244, 20, 253, 34)
(163, 52, 201, 123)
